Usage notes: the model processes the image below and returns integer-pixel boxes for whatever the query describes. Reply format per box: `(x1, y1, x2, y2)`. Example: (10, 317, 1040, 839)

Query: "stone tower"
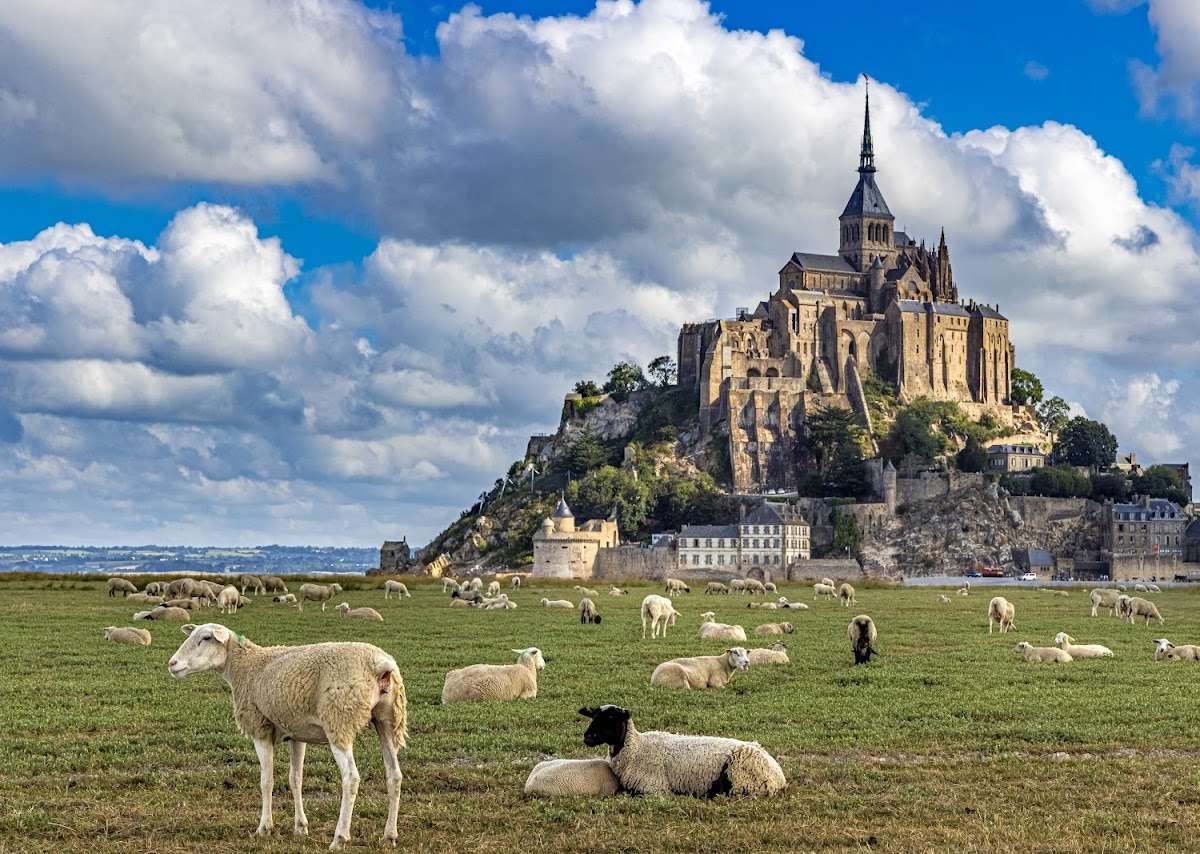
(838, 79, 898, 273)
(553, 495, 575, 533)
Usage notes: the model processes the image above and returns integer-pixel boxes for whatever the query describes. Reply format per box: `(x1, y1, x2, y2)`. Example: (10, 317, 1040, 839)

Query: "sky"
(0, 0, 1197, 547)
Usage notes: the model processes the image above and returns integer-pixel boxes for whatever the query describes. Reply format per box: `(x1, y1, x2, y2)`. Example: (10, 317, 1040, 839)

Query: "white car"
(1019, 572, 1038, 582)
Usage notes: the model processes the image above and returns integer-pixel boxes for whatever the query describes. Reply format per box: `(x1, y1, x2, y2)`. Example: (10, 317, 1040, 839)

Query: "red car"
(979, 567, 1005, 578)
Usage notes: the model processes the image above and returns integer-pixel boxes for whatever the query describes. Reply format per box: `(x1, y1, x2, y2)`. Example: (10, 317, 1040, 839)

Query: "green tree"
(1037, 396, 1070, 436)
(573, 379, 601, 397)
(647, 355, 677, 388)
(603, 361, 646, 400)
(565, 427, 609, 474)
(802, 407, 869, 498)
(955, 436, 989, 473)
(1090, 472, 1131, 502)
(567, 465, 653, 535)
(1132, 465, 1190, 507)
(1052, 417, 1118, 468)
(1010, 368, 1044, 406)
(887, 400, 950, 462)
(832, 510, 863, 557)
(1030, 465, 1092, 498)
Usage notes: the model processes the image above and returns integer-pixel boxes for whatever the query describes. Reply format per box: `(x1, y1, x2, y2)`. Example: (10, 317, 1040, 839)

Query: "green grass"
(3, 578, 1200, 852)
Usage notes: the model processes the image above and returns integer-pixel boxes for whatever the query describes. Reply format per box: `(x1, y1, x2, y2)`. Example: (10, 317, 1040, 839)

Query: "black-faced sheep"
(848, 614, 878, 665)
(579, 597, 602, 624)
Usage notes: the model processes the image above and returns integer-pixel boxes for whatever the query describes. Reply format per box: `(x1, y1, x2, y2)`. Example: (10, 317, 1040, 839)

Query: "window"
(705, 538, 712, 548)
(692, 554, 699, 565)
(752, 555, 760, 564)
(718, 555, 725, 565)
(705, 554, 712, 565)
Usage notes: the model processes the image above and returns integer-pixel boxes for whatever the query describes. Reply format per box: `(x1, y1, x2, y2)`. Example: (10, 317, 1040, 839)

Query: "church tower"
(838, 79, 897, 273)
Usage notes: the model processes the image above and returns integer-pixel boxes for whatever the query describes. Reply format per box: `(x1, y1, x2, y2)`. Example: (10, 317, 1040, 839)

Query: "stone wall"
(1110, 552, 1183, 582)
(896, 471, 985, 506)
(592, 546, 679, 581)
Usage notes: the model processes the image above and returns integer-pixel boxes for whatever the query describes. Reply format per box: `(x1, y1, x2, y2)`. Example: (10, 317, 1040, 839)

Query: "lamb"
(262, 576, 289, 594)
(763, 582, 777, 594)
(218, 585, 242, 615)
(240, 574, 267, 595)
(541, 598, 574, 609)
(274, 594, 298, 605)
(813, 583, 837, 600)
(650, 647, 750, 690)
(441, 577, 460, 593)
(338, 603, 384, 622)
(486, 581, 501, 598)
(608, 586, 628, 596)
(665, 578, 691, 595)
(1052, 632, 1113, 659)
(754, 622, 794, 636)
(106, 578, 137, 597)
(479, 595, 517, 610)
(728, 578, 747, 593)
(297, 582, 343, 612)
(777, 597, 808, 610)
(746, 642, 790, 665)
(134, 606, 190, 621)
(956, 587, 970, 597)
(1153, 639, 1200, 661)
(838, 583, 857, 607)
(821, 577, 836, 588)
(1015, 641, 1073, 663)
(440, 647, 545, 703)
(704, 581, 730, 595)
(1124, 596, 1164, 626)
(382, 580, 410, 600)
(938, 595, 951, 604)
(524, 757, 621, 797)
(579, 705, 786, 797)
(168, 623, 407, 848)
(510, 576, 523, 589)
(742, 579, 767, 595)
(579, 598, 602, 624)
(747, 601, 778, 610)
(104, 626, 152, 645)
(698, 613, 747, 642)
(987, 596, 1016, 635)
(848, 615, 879, 665)
(641, 595, 679, 639)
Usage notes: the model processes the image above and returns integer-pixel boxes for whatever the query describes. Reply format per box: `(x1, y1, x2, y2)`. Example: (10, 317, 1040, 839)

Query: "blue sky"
(0, 0, 1196, 546)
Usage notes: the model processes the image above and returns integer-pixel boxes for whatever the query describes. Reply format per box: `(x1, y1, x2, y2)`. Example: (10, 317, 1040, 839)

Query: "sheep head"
(169, 623, 237, 678)
(1014, 642, 1032, 654)
(579, 704, 631, 752)
(1153, 639, 1173, 660)
(513, 647, 545, 670)
(726, 647, 750, 671)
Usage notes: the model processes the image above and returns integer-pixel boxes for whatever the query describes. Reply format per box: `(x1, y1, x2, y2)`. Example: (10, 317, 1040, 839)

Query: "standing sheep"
(728, 579, 747, 593)
(742, 579, 767, 595)
(579, 598, 602, 625)
(838, 583, 856, 607)
(640, 595, 679, 639)
(848, 615, 879, 665)
(1124, 596, 1164, 626)
(167, 623, 407, 848)
(262, 576, 288, 594)
(763, 582, 777, 594)
(650, 647, 750, 690)
(813, 583, 837, 600)
(166, 578, 198, 598)
(956, 587, 970, 597)
(441, 577, 460, 594)
(664, 578, 691, 595)
(987, 596, 1016, 635)
(705, 581, 730, 595)
(1014, 641, 1072, 663)
(382, 580, 410, 600)
(468, 578, 483, 593)
(297, 583, 344, 612)
(510, 576, 523, 590)
(107, 578, 137, 598)
(104, 626, 152, 646)
(698, 613, 747, 642)
(144, 581, 169, 597)
(486, 581, 501, 598)
(1089, 588, 1122, 617)
(239, 574, 267, 596)
(218, 585, 242, 615)
(821, 577, 836, 588)
(338, 603, 384, 622)
(440, 648, 545, 703)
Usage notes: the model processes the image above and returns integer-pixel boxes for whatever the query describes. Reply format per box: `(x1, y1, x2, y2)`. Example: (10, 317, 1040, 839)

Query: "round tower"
(553, 496, 575, 533)
(869, 255, 886, 313)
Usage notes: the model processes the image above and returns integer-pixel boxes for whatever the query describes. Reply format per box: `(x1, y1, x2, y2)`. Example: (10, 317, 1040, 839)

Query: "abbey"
(678, 85, 1016, 493)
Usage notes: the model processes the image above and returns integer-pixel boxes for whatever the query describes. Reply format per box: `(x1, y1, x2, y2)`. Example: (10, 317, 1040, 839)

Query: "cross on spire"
(859, 75, 876, 174)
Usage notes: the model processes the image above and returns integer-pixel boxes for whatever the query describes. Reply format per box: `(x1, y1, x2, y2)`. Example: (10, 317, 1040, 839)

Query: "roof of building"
(894, 230, 912, 247)
(973, 304, 1007, 320)
(1112, 498, 1183, 518)
(1021, 548, 1055, 567)
(1186, 518, 1200, 539)
(553, 497, 573, 518)
(678, 524, 739, 539)
(744, 502, 810, 527)
(840, 171, 894, 219)
(788, 252, 857, 274)
(896, 299, 973, 317)
(989, 444, 1044, 455)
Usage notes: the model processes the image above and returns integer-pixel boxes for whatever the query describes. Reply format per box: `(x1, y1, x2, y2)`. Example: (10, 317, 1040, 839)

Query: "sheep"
(441, 647, 545, 703)
(698, 613, 747, 642)
(104, 626, 152, 646)
(441, 577, 460, 594)
(650, 647, 750, 690)
(747, 601, 778, 610)
(524, 757, 621, 798)
(1116, 594, 1132, 619)
(813, 583, 837, 600)
(987, 596, 1016, 635)
(665, 578, 691, 595)
(274, 594, 298, 605)
(956, 587, 970, 597)
(510, 576, 523, 590)
(838, 583, 857, 607)
(262, 576, 288, 594)
(486, 581, 501, 598)
(754, 622, 794, 636)
(127, 592, 164, 605)
(163, 597, 201, 610)
(338, 603, 384, 622)
(1134, 583, 1147, 592)
(848, 615, 879, 665)
(541, 598, 574, 609)
(742, 579, 767, 595)
(574, 586, 599, 597)
(746, 642, 790, 665)
(821, 577, 836, 588)
(1052, 632, 1113, 659)
(1153, 639, 1200, 661)
(468, 577, 483, 593)
(168, 623, 407, 847)
(579, 598, 602, 624)
(453, 588, 483, 604)
(763, 582, 777, 594)
(240, 574, 267, 596)
(777, 597, 808, 610)
(382, 580, 410, 600)
(578, 705, 786, 797)
(704, 581, 730, 595)
(479, 595, 517, 610)
(106, 578, 137, 597)
(728, 578, 747, 593)
(134, 607, 190, 621)
(144, 581, 169, 597)
(218, 585, 242, 615)
(1117, 583, 1128, 591)
(641, 595, 679, 639)
(1124, 596, 1164, 626)
(608, 586, 628, 596)
(297, 582, 343, 613)
(938, 595, 951, 604)
(166, 578, 198, 598)
(1015, 641, 1073, 663)
(448, 598, 473, 608)
(1147, 583, 1162, 593)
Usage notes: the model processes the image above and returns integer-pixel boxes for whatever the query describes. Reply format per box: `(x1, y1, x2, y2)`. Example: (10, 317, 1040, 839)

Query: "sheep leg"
(374, 718, 403, 845)
(288, 740, 308, 837)
(253, 738, 275, 836)
(329, 742, 360, 849)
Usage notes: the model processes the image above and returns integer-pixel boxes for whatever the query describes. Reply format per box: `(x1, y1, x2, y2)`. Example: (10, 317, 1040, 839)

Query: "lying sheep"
(479, 596, 517, 610)
(574, 585, 599, 597)
(104, 626, 151, 645)
(338, 603, 384, 622)
(665, 578, 691, 595)
(579, 705, 786, 797)
(541, 598, 574, 609)
(747, 601, 778, 610)
(297, 582, 343, 612)
(698, 613, 747, 642)
(705, 581, 730, 595)
(579, 598, 602, 625)
(1123, 596, 1164, 626)
(938, 595, 951, 604)
(261, 576, 288, 594)
(608, 586, 628, 596)
(813, 583, 837, 600)
(1089, 588, 1121, 617)
(1154, 638, 1200, 661)
(168, 623, 407, 847)
(134, 607, 190, 621)
(273, 593, 297, 605)
(453, 588, 483, 604)
(441, 647, 545, 703)
(641, 595, 679, 639)
(107, 578, 137, 597)
(987, 596, 1016, 635)
(239, 574, 267, 596)
(448, 598, 473, 608)
(127, 592, 164, 605)
(163, 597, 201, 610)
(746, 642, 790, 665)
(486, 581, 501, 598)
(524, 757, 620, 797)
(754, 622, 794, 636)
(383, 580, 410, 600)
(651, 647, 750, 690)
(956, 587, 970, 597)
(1052, 632, 1113, 659)
(838, 583, 856, 607)
(1015, 641, 1072, 663)
(218, 585, 242, 615)
(848, 615, 878, 665)
(777, 597, 808, 610)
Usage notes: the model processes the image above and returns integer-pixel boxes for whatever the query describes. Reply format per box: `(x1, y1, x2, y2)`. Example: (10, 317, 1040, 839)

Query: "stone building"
(378, 538, 412, 572)
(1103, 496, 1187, 566)
(987, 443, 1045, 473)
(677, 83, 1015, 493)
(676, 524, 740, 571)
(676, 501, 811, 577)
(1186, 518, 1200, 564)
(531, 497, 620, 579)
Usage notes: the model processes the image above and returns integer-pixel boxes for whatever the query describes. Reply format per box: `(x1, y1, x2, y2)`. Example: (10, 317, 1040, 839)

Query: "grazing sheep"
(1154, 639, 1200, 661)
(651, 647, 750, 690)
(382, 580, 410, 600)
(728, 578, 748, 593)
(1147, 583, 1161, 593)
(486, 581, 501, 598)
(848, 615, 879, 665)
(754, 622, 794, 636)
(1134, 583, 1147, 592)
(705, 581, 730, 595)
(510, 576, 523, 590)
(541, 598, 574, 609)
(813, 583, 837, 600)
(134, 607, 191, 622)
(763, 582, 777, 594)
(440, 647, 545, 703)
(262, 576, 288, 594)
(273, 594, 298, 605)
(167, 623, 407, 847)
(777, 597, 808, 610)
(239, 574, 267, 596)
(640, 595, 679, 639)
(698, 613, 747, 642)
(104, 626, 151, 645)
(838, 583, 856, 607)
(665, 578, 691, 596)
(820, 576, 836, 588)
(106, 578, 137, 598)
(1052, 632, 1113, 659)
(1116, 594, 1132, 619)
(579, 598, 602, 625)
(987, 596, 1016, 635)
(747, 601, 778, 610)
(338, 603, 384, 622)
(524, 758, 620, 797)
(166, 578, 198, 598)
(127, 592, 164, 605)
(468, 577, 483, 593)
(1117, 583, 1128, 591)
(441, 577, 461, 593)
(1124, 596, 1164, 626)
(218, 585, 242, 615)
(144, 581, 169, 597)
(746, 642, 790, 665)
(938, 595, 951, 604)
(608, 586, 628, 596)
(578, 705, 786, 797)
(1015, 641, 1072, 663)
(297, 583, 343, 613)
(742, 579, 767, 595)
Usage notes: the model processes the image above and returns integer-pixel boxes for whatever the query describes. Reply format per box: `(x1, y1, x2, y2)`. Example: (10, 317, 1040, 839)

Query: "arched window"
(883, 225, 889, 243)
(869, 223, 876, 241)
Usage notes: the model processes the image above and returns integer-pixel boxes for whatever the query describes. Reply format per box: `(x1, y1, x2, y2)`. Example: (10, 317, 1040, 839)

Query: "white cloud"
(1129, 0, 1200, 121)
(1024, 61, 1050, 81)
(1102, 373, 1185, 458)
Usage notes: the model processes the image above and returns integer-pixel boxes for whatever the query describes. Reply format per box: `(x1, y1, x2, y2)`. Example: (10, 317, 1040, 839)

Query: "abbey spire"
(859, 76, 876, 173)
(839, 76, 895, 272)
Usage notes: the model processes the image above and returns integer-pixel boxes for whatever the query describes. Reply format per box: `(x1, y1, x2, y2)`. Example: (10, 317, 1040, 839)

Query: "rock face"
(533, 393, 649, 464)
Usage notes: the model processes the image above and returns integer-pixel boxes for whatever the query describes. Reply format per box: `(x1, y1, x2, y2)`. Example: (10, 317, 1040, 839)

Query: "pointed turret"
(839, 76, 896, 272)
(859, 77, 876, 174)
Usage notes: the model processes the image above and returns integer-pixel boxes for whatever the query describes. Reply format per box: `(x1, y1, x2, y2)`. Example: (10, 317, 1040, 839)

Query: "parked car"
(1019, 572, 1038, 582)
(966, 570, 982, 578)
(980, 567, 1005, 578)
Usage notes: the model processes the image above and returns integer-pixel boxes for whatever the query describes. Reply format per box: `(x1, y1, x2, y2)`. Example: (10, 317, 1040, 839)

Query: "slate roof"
(788, 252, 857, 274)
(1112, 499, 1184, 520)
(743, 502, 810, 527)
(840, 172, 894, 219)
(678, 525, 739, 539)
(553, 497, 573, 518)
(973, 304, 1008, 320)
(896, 299, 972, 317)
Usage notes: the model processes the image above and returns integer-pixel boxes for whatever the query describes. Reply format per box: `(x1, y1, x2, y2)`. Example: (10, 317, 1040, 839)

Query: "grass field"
(3, 577, 1200, 853)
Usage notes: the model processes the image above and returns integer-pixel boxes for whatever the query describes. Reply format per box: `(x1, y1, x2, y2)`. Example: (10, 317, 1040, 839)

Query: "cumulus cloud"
(1129, 0, 1200, 121)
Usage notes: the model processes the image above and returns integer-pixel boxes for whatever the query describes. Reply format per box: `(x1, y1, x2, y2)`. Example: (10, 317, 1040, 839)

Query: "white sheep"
(441, 577, 460, 593)
(698, 613, 747, 642)
(987, 596, 1016, 635)
(468, 577, 483, 592)
(1134, 583, 1147, 592)
(574, 585, 599, 597)
(382, 580, 410, 600)
(262, 576, 289, 594)
(106, 577, 137, 597)
(608, 586, 628, 596)
(650, 647, 750, 690)
(273, 593, 298, 605)
(1147, 583, 1162, 593)
(838, 583, 856, 607)
(1123, 596, 1164, 626)
(821, 577, 836, 588)
(742, 579, 767, 595)
(338, 603, 384, 622)
(1015, 641, 1072, 663)
(127, 593, 164, 605)
(218, 585, 242, 615)
(524, 757, 620, 797)
(665, 578, 691, 595)
(239, 574, 267, 595)
(578, 705, 786, 797)
(641, 595, 679, 639)
(104, 626, 152, 645)
(579, 598, 602, 624)
(848, 615, 878, 665)
(297, 582, 344, 612)
(479, 594, 517, 610)
(134, 606, 190, 622)
(486, 581, 501, 598)
(1052, 632, 1113, 659)
(704, 581, 730, 595)
(813, 583, 837, 600)
(754, 622, 794, 636)
(143, 581, 169, 597)
(167, 623, 407, 847)
(777, 597, 808, 610)
(746, 642, 790, 665)
(728, 578, 748, 593)
(1154, 638, 1200, 661)
(541, 598, 575, 609)
(440, 647, 545, 703)
(510, 576, 523, 589)
(956, 587, 970, 597)
(764, 582, 777, 594)
(166, 578, 198, 598)
(747, 601, 778, 610)
(937, 594, 951, 604)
